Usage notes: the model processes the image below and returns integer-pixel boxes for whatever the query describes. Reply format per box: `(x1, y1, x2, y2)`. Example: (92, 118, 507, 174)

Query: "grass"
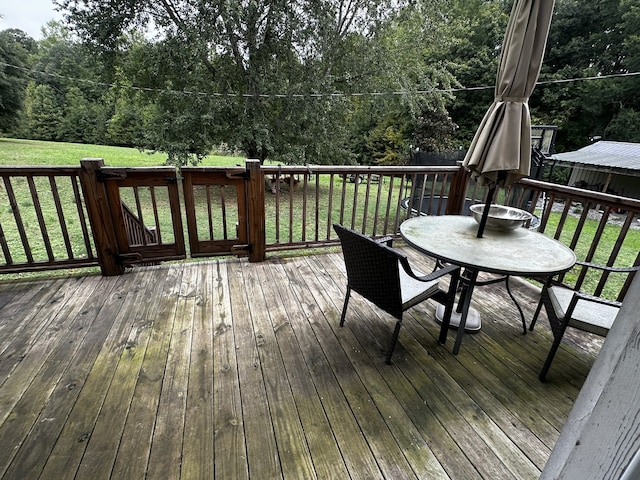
(537, 206, 640, 299)
(0, 138, 243, 167)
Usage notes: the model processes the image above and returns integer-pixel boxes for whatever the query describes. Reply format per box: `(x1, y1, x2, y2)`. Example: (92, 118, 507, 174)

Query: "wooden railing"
(0, 166, 98, 273)
(261, 164, 462, 251)
(463, 176, 640, 300)
(122, 202, 158, 246)
(1, 160, 639, 302)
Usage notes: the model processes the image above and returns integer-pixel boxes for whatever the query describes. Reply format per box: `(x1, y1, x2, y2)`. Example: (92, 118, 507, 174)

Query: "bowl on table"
(469, 204, 533, 231)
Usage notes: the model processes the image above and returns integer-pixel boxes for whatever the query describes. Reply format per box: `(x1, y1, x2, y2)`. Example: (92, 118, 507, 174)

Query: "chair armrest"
(571, 290, 622, 309)
(398, 257, 460, 282)
(374, 236, 394, 247)
(576, 260, 639, 274)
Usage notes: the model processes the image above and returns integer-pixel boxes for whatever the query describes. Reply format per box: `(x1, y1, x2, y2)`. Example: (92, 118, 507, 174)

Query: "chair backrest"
(333, 224, 404, 319)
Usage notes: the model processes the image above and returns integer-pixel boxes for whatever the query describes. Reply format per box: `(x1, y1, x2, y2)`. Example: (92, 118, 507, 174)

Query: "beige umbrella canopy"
(463, 0, 556, 189)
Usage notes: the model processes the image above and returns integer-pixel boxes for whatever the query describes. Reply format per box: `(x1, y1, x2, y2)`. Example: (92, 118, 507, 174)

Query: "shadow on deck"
(0, 248, 600, 479)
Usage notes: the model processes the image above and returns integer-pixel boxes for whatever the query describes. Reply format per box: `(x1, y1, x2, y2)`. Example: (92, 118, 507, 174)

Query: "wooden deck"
(0, 247, 601, 479)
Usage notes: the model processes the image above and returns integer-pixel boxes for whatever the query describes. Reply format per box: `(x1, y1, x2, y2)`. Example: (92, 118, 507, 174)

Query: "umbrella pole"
(477, 184, 498, 238)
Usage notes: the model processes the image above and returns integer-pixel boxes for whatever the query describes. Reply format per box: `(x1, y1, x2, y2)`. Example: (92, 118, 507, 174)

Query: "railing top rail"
(261, 165, 460, 174)
(519, 178, 640, 211)
(99, 166, 178, 174)
(181, 166, 245, 173)
(0, 166, 82, 175)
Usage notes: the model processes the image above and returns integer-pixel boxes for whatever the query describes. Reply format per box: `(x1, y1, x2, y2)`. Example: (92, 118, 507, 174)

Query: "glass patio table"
(400, 215, 576, 355)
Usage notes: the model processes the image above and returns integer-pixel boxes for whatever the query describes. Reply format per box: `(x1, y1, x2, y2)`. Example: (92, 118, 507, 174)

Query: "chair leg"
(340, 287, 351, 327)
(385, 320, 402, 364)
(539, 334, 564, 381)
(439, 268, 460, 345)
(529, 298, 544, 331)
(438, 302, 454, 345)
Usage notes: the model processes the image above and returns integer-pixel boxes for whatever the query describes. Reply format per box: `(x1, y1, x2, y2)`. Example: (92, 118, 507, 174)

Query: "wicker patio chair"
(530, 261, 639, 381)
(333, 223, 460, 364)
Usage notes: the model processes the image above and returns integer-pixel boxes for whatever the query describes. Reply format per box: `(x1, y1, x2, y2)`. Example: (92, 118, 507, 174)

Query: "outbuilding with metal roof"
(550, 141, 640, 199)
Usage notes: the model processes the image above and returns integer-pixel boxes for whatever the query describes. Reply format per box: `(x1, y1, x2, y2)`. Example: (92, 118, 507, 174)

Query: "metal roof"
(551, 141, 640, 174)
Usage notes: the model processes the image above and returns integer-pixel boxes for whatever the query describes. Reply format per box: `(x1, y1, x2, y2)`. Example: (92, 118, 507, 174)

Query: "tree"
(22, 82, 62, 140)
(58, 85, 98, 142)
(0, 29, 36, 135)
(533, 0, 640, 151)
(343, 0, 462, 165)
(53, 0, 419, 165)
(430, 0, 511, 148)
(24, 21, 113, 144)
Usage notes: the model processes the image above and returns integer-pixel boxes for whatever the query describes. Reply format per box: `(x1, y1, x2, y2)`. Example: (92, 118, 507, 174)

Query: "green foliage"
(0, 29, 36, 134)
(22, 82, 62, 140)
(4, 0, 640, 168)
(106, 89, 143, 146)
(46, 0, 463, 166)
(365, 121, 408, 165)
(59, 86, 96, 142)
(435, 0, 510, 146)
(534, 0, 640, 151)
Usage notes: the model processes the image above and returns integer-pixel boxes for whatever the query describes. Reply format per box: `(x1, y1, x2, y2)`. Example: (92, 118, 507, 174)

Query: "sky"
(0, 0, 63, 39)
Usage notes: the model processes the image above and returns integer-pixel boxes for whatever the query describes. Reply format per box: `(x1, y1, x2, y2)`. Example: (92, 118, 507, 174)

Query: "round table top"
(400, 215, 576, 276)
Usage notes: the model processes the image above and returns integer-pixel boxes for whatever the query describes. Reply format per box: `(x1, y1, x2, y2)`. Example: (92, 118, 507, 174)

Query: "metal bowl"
(469, 204, 533, 231)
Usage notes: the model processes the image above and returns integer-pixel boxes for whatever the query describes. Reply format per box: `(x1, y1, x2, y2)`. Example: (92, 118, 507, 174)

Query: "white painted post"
(540, 274, 640, 479)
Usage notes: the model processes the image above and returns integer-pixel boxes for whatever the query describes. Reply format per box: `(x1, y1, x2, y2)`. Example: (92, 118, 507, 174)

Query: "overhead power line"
(2, 61, 640, 99)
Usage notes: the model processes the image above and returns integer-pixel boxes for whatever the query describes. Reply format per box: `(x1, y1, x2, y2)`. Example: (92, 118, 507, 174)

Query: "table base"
(435, 304, 481, 333)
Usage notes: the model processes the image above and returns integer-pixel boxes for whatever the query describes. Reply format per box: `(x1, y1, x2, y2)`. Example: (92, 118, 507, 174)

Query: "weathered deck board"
(111, 264, 184, 479)
(255, 260, 352, 479)
(317, 253, 525, 479)
(0, 250, 600, 479)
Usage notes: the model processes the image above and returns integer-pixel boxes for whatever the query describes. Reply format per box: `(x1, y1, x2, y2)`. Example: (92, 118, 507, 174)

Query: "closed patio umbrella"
(462, 0, 555, 237)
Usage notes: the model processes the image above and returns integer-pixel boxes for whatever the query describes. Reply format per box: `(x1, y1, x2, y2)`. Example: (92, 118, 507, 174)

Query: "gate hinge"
(115, 252, 143, 265)
(230, 244, 251, 257)
(226, 169, 250, 180)
(96, 169, 127, 182)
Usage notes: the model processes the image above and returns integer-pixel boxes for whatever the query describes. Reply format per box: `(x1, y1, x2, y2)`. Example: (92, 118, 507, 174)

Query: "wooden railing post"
(246, 159, 266, 262)
(78, 159, 124, 275)
(446, 162, 472, 214)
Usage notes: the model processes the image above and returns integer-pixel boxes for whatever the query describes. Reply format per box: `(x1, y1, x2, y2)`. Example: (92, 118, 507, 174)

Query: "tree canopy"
(0, 28, 36, 133)
(1, 0, 639, 165)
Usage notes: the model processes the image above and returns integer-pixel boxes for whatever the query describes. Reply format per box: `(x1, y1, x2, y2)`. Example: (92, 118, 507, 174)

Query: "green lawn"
(0, 138, 243, 167)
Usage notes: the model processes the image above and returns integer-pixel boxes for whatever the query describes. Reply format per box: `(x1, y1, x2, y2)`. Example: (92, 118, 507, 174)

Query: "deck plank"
(0, 277, 77, 388)
(240, 259, 317, 479)
(227, 259, 282, 479)
(0, 252, 600, 480)
(76, 266, 173, 479)
(181, 261, 216, 478)
(210, 260, 249, 480)
(145, 263, 199, 480)
(36, 270, 149, 478)
(110, 264, 184, 478)
(0, 275, 113, 478)
(255, 259, 352, 479)
(277, 258, 386, 480)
